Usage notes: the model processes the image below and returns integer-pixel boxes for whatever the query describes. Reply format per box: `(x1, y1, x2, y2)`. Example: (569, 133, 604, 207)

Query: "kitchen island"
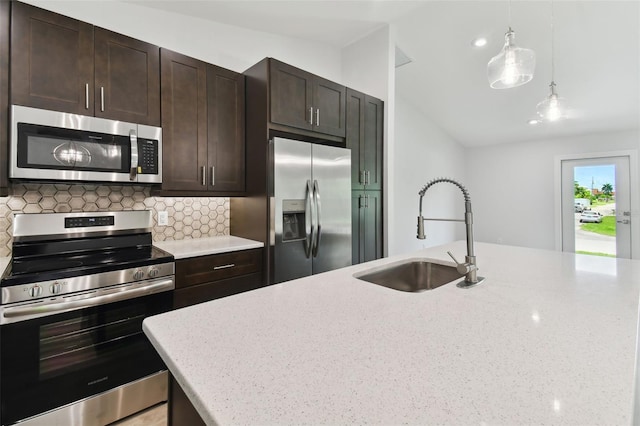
(143, 241, 640, 424)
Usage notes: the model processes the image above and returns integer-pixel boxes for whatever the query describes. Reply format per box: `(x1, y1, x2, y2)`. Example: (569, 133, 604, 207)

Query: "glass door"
(561, 156, 631, 258)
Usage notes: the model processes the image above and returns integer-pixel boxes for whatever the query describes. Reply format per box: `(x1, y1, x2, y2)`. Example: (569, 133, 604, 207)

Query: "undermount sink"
(354, 259, 464, 292)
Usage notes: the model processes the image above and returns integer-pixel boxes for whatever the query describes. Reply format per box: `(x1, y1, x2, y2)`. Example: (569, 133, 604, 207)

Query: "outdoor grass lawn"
(581, 216, 616, 236)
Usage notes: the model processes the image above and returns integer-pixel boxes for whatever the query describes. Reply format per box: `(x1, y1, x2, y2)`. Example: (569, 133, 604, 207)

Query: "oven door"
(0, 287, 171, 425)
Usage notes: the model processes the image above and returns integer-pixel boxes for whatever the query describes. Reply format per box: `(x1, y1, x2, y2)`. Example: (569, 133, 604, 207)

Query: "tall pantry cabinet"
(346, 88, 384, 264)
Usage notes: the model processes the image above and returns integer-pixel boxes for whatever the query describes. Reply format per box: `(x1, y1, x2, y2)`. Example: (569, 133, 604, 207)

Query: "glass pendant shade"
(487, 29, 536, 89)
(536, 82, 567, 122)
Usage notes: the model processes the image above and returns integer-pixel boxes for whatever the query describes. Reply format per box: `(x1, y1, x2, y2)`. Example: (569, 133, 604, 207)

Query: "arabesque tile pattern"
(0, 184, 229, 256)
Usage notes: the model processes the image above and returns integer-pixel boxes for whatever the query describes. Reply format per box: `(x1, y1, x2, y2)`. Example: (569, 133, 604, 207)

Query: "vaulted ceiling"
(130, 1, 639, 147)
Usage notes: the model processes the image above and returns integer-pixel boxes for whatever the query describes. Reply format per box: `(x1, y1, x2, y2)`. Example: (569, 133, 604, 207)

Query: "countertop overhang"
(143, 241, 640, 424)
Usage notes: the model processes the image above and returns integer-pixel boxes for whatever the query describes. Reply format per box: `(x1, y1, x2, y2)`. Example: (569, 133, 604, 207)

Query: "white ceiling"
(130, 1, 639, 147)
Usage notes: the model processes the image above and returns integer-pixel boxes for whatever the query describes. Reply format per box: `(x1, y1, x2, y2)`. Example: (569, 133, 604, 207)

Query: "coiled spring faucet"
(417, 177, 485, 288)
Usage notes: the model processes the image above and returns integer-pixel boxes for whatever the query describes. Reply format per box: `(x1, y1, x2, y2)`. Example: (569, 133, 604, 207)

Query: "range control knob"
(148, 268, 160, 278)
(29, 285, 42, 298)
(50, 282, 62, 295)
(133, 270, 145, 280)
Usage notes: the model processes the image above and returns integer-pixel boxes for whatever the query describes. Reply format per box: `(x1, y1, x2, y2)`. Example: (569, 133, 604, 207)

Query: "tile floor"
(111, 403, 167, 426)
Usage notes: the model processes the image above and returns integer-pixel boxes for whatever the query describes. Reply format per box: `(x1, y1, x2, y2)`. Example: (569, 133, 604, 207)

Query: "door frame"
(554, 149, 639, 259)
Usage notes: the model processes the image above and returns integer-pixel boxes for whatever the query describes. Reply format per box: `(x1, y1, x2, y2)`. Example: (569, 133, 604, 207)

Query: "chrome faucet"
(417, 177, 485, 288)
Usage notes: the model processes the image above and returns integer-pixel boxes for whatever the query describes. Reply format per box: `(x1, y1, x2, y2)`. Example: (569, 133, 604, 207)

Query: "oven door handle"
(2, 278, 174, 323)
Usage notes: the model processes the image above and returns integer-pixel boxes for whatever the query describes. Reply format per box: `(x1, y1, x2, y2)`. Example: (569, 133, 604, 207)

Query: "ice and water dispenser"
(282, 199, 306, 242)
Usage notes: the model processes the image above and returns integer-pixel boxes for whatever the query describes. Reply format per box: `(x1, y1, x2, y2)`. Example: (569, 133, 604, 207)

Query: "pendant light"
(537, 0, 567, 121)
(487, 0, 536, 89)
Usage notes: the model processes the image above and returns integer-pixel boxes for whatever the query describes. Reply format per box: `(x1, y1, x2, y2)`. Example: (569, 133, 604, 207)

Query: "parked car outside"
(580, 211, 603, 223)
(574, 204, 584, 213)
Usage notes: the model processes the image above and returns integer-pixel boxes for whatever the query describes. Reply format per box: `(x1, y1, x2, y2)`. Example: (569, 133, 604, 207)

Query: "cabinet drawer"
(175, 248, 262, 289)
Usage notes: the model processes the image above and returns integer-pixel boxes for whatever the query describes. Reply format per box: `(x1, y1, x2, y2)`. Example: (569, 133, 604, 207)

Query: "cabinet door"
(160, 49, 208, 191)
(0, 0, 8, 195)
(346, 89, 383, 191)
(362, 190, 383, 262)
(11, 2, 94, 114)
(351, 191, 364, 265)
(269, 60, 313, 131)
(362, 95, 383, 190)
(313, 77, 346, 137)
(207, 65, 245, 192)
(346, 89, 365, 190)
(94, 28, 160, 126)
(352, 190, 383, 264)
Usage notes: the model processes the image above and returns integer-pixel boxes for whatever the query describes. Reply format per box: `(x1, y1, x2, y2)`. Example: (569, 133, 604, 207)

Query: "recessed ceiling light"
(528, 119, 540, 125)
(472, 37, 487, 48)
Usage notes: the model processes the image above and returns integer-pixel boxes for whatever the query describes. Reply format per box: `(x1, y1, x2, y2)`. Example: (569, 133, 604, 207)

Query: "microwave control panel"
(138, 139, 159, 174)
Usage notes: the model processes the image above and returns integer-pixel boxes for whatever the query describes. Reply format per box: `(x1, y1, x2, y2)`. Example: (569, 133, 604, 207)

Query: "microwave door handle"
(129, 129, 138, 181)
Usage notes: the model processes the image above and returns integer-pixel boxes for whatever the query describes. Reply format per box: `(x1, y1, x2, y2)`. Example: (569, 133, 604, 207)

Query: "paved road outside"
(575, 203, 616, 255)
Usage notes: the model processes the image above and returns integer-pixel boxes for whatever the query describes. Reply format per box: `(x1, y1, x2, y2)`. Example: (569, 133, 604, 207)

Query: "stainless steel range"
(0, 210, 175, 426)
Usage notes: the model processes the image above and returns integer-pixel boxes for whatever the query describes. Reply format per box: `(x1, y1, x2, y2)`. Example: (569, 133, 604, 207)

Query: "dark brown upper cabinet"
(160, 49, 246, 195)
(93, 28, 160, 125)
(11, 2, 93, 115)
(160, 49, 208, 192)
(346, 88, 383, 191)
(270, 59, 346, 138)
(207, 66, 245, 193)
(11, 2, 160, 126)
(0, 0, 9, 196)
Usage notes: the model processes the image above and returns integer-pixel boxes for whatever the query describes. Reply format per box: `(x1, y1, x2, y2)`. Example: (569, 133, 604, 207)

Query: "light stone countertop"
(153, 236, 263, 259)
(143, 241, 640, 425)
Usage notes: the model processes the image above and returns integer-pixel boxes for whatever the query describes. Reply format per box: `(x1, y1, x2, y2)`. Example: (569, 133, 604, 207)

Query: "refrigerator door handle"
(305, 179, 314, 258)
(312, 179, 322, 257)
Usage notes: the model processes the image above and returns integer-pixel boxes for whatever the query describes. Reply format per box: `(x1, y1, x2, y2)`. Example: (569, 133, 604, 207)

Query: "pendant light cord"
(551, 0, 555, 83)
(508, 0, 512, 30)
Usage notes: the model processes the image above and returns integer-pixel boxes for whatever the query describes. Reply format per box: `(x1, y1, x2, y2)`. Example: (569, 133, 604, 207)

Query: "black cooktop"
(1, 234, 173, 287)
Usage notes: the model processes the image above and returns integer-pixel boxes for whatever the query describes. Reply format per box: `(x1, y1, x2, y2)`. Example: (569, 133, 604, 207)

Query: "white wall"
(22, 0, 342, 80)
(390, 96, 467, 256)
(466, 129, 640, 250)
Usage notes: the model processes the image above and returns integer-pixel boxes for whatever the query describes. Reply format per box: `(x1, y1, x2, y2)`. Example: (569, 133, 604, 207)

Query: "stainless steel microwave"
(10, 105, 162, 184)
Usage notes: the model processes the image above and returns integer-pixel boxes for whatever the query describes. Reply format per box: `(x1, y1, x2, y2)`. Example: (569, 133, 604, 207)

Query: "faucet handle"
(447, 251, 475, 275)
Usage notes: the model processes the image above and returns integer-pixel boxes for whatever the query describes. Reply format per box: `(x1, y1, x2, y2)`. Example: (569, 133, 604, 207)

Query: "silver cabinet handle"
(100, 86, 105, 112)
(85, 83, 90, 109)
(359, 171, 365, 184)
(202, 166, 206, 186)
(359, 194, 364, 208)
(366, 194, 370, 208)
(211, 166, 215, 186)
(366, 170, 371, 185)
(129, 129, 138, 181)
(617, 219, 631, 225)
(309, 107, 314, 125)
(316, 108, 320, 126)
(213, 263, 235, 270)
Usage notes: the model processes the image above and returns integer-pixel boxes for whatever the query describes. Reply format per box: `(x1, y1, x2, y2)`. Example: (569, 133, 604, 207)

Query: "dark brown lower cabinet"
(173, 248, 264, 309)
(352, 190, 383, 265)
(169, 374, 205, 426)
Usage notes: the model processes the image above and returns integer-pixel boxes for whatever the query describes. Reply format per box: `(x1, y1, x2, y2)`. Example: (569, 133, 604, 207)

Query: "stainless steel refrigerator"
(271, 137, 351, 283)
